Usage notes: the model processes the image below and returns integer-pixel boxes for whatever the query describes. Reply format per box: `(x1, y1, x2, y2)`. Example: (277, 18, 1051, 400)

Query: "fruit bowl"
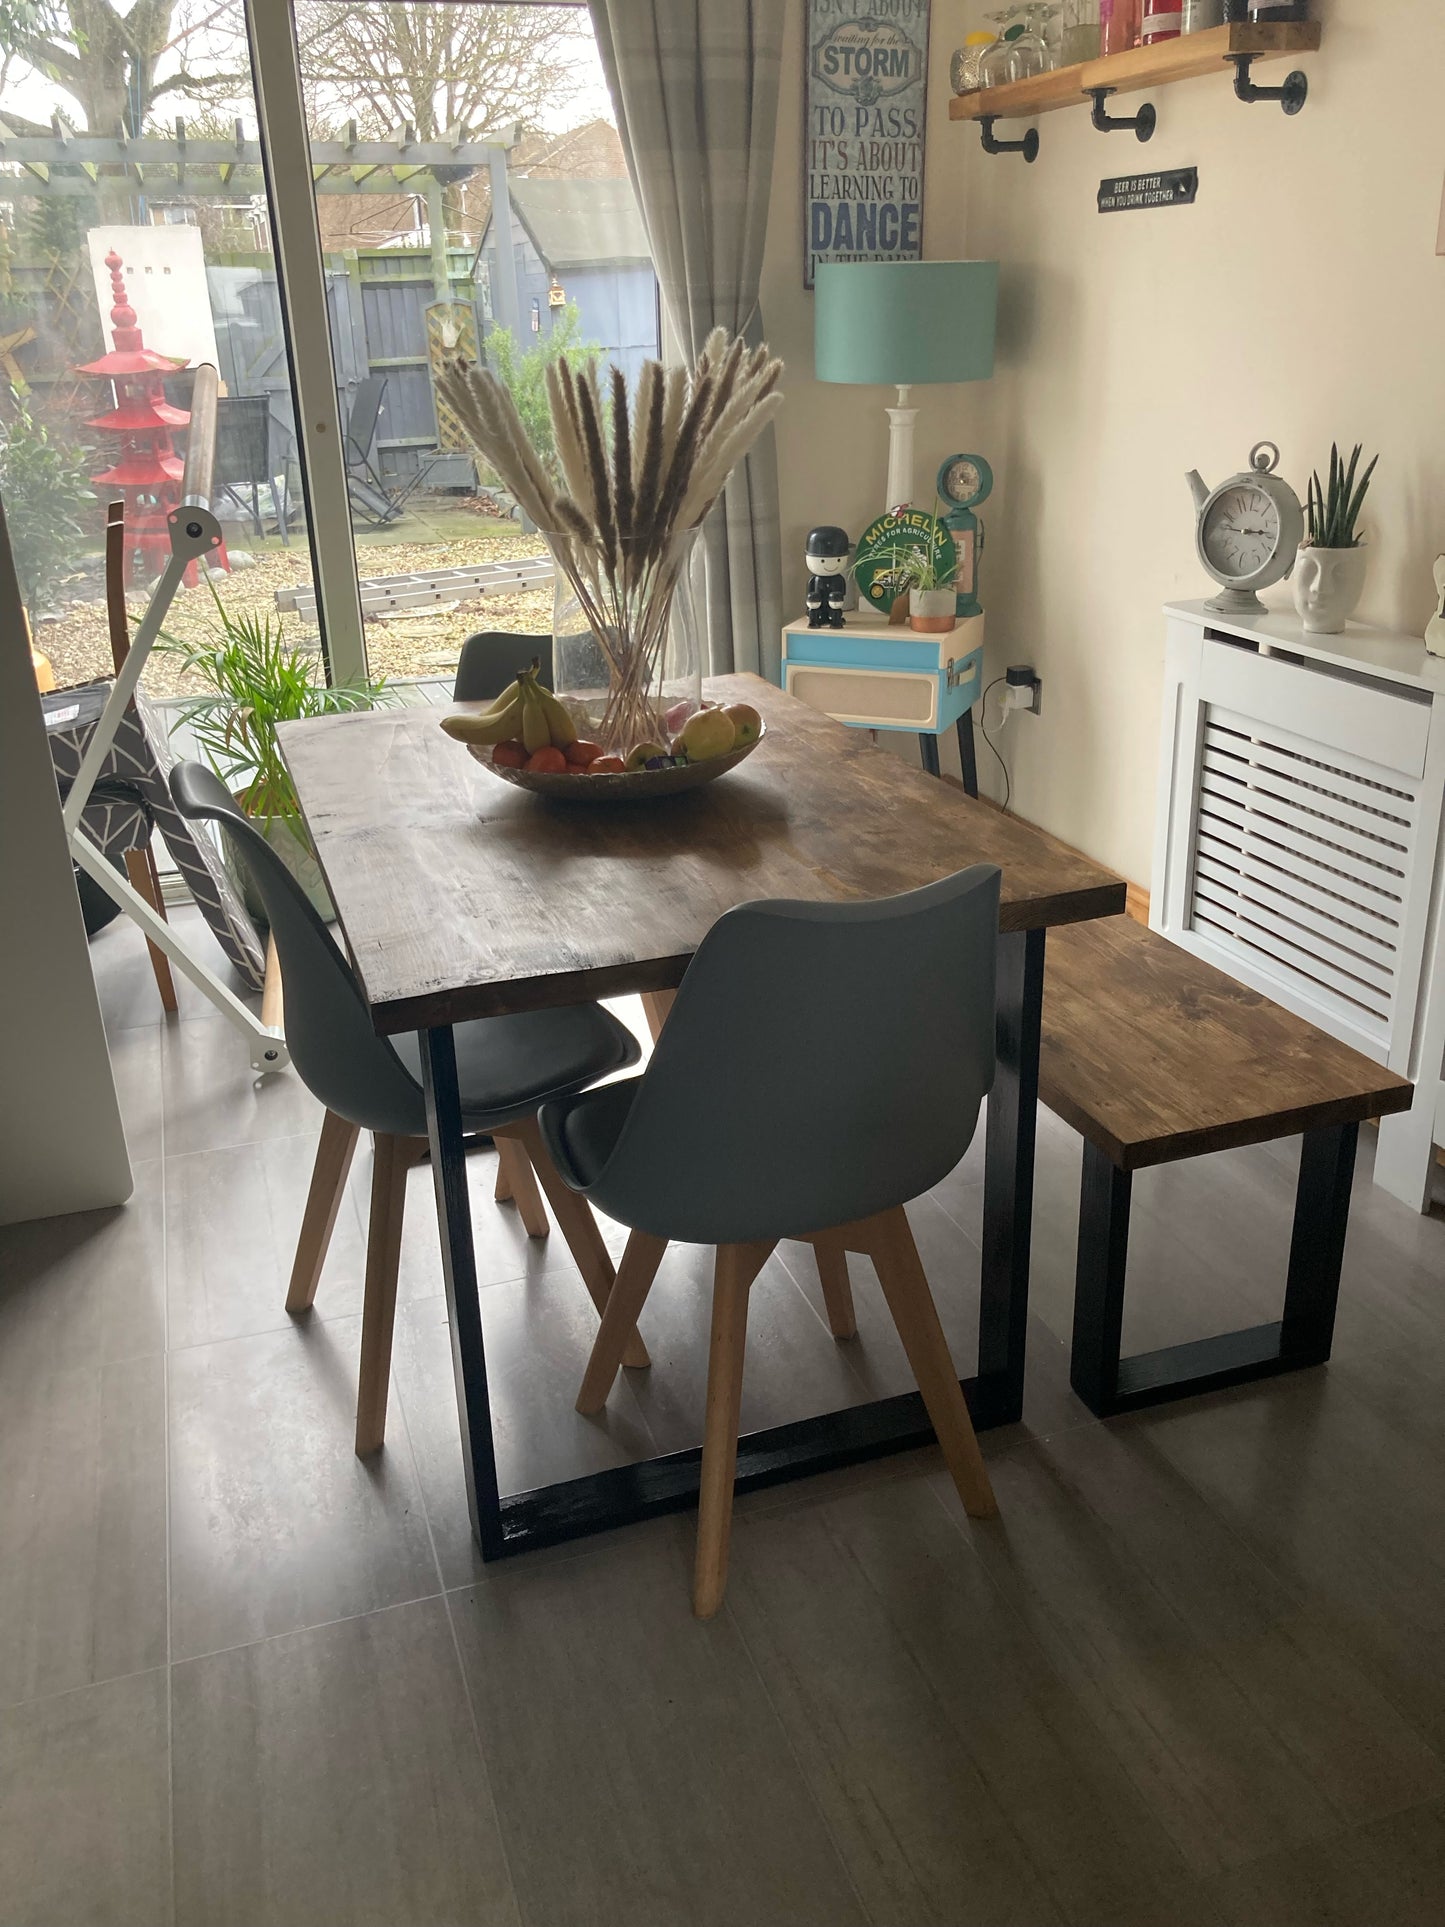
(469, 723, 764, 802)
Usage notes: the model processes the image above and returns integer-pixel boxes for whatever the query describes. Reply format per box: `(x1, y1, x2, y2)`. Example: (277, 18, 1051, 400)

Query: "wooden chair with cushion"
(541, 864, 1004, 1617)
(169, 760, 645, 1456)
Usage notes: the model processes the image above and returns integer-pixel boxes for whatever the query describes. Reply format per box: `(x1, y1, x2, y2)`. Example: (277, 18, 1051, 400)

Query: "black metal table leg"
(431, 934, 1049, 1561)
(1070, 1142, 1132, 1412)
(919, 730, 941, 777)
(979, 927, 1046, 1423)
(1280, 1122, 1358, 1363)
(420, 1025, 505, 1559)
(956, 708, 979, 799)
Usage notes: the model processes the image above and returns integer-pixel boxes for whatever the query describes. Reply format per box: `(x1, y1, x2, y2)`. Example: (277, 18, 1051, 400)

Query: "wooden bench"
(1040, 916, 1413, 1417)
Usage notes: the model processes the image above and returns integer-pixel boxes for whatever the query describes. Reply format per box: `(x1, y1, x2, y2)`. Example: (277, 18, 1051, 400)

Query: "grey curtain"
(590, 0, 785, 680)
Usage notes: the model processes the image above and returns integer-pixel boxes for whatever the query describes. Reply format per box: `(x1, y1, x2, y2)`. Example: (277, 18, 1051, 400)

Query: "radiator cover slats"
(1185, 710, 1424, 1046)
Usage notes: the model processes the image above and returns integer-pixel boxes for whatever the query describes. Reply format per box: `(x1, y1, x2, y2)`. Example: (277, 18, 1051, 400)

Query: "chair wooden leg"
(693, 1240, 776, 1619)
(123, 847, 178, 1013)
(493, 1153, 514, 1203)
(260, 931, 284, 1033)
(576, 1229, 668, 1413)
(813, 1239, 858, 1339)
(640, 988, 676, 1043)
(285, 1109, 362, 1312)
(506, 1116, 650, 1370)
(355, 1131, 411, 1456)
(494, 1134, 548, 1237)
(866, 1207, 998, 1521)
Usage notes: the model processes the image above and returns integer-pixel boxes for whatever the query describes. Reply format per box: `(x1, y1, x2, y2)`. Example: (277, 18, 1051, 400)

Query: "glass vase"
(548, 525, 705, 758)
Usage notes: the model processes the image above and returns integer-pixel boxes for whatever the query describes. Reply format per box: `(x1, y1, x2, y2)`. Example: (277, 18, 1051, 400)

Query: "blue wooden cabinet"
(780, 612, 984, 793)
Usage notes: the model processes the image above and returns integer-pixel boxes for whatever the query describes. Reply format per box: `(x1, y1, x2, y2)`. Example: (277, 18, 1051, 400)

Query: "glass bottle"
(1247, 2, 1308, 20)
(1100, 0, 1142, 56)
(1141, 1, 1183, 41)
(1181, 0, 1224, 28)
(1062, 0, 1102, 64)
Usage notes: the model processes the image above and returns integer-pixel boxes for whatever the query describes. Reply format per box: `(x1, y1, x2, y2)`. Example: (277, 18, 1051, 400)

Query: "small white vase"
(909, 588, 956, 634)
(1293, 544, 1368, 636)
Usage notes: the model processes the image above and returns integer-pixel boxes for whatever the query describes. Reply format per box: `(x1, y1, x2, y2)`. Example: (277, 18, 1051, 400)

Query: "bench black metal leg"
(980, 927, 1046, 1424)
(1070, 1142, 1132, 1412)
(957, 708, 979, 799)
(1281, 1121, 1358, 1362)
(919, 730, 941, 777)
(1067, 1120, 1360, 1418)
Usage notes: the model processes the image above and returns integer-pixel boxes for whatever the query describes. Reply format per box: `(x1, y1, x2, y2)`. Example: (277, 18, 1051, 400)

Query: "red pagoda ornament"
(79, 249, 228, 586)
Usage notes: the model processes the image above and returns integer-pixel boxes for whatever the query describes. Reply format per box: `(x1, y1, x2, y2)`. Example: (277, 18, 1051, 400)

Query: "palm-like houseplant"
(163, 584, 389, 915)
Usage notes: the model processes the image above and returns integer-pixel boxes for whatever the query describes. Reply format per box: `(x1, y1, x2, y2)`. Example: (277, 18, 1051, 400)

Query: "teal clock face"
(853, 508, 956, 616)
(938, 453, 994, 512)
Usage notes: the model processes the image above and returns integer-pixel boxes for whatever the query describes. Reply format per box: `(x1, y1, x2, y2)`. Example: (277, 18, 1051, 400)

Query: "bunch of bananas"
(440, 661, 577, 751)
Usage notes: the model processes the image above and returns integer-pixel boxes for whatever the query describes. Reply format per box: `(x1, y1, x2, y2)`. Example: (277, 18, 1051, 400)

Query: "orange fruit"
(589, 755, 626, 774)
(566, 739, 603, 766)
(491, 740, 527, 768)
(525, 746, 568, 774)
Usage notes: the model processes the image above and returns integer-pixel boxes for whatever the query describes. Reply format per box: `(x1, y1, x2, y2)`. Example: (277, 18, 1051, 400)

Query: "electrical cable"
(977, 674, 1011, 813)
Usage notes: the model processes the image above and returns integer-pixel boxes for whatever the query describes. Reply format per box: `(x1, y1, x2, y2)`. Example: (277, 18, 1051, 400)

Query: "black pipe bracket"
(1089, 87, 1156, 142)
(1231, 56, 1308, 115)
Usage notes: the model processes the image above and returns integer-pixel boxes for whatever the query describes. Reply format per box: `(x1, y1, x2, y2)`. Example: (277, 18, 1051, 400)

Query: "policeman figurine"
(805, 525, 851, 630)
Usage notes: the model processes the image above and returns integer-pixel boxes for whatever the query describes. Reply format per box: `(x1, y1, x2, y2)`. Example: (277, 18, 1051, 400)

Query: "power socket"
(1005, 664, 1042, 716)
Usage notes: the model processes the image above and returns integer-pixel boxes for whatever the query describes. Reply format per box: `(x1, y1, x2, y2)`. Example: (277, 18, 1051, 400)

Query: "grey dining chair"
(453, 630, 552, 702)
(169, 760, 644, 1456)
(541, 863, 1004, 1617)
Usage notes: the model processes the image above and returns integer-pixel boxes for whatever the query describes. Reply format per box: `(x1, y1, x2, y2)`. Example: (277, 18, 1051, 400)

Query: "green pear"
(677, 706, 738, 761)
(725, 702, 762, 747)
(625, 740, 668, 771)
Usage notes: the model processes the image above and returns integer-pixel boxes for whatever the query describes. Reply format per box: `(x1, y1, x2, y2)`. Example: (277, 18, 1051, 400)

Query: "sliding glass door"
(0, 0, 337, 689)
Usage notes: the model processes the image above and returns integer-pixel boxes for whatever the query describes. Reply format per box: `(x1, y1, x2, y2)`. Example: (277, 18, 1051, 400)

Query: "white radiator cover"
(1151, 602, 1445, 1212)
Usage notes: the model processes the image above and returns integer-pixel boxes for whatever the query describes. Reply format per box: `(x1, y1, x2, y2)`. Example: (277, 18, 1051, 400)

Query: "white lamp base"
(884, 385, 917, 510)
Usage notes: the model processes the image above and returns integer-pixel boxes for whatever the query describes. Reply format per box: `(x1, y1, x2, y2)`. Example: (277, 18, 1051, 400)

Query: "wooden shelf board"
(948, 21, 1322, 122)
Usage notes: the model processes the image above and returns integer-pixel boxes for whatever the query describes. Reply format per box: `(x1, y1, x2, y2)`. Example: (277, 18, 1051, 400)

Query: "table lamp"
(814, 260, 998, 509)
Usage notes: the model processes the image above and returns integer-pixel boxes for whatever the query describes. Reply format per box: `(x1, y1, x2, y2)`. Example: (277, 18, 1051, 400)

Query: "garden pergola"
(0, 115, 523, 324)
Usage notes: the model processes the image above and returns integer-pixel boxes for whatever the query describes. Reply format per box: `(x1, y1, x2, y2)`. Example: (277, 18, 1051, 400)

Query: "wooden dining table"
(281, 672, 1125, 1561)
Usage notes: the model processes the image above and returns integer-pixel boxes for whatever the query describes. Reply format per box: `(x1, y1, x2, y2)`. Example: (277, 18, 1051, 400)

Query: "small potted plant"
(893, 542, 958, 634)
(1294, 442, 1378, 636)
(163, 585, 390, 918)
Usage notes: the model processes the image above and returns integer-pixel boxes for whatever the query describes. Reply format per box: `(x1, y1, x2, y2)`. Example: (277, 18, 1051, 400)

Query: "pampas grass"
(437, 331, 784, 751)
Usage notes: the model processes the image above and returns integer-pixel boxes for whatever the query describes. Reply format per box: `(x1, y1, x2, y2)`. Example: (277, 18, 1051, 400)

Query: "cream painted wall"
(763, 0, 1445, 878)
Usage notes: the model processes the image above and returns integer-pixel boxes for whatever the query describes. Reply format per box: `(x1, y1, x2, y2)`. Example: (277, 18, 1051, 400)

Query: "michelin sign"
(805, 0, 930, 289)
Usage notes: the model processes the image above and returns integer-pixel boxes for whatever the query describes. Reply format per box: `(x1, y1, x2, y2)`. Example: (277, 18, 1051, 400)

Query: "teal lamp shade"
(814, 260, 998, 386)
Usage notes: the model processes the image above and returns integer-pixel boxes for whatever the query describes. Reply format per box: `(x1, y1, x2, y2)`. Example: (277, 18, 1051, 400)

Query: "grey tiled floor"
(5, 907, 1445, 1923)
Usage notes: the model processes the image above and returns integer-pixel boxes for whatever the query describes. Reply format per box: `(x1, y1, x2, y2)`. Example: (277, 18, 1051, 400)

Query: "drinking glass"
(978, 10, 1023, 85)
(1062, 0, 1102, 62)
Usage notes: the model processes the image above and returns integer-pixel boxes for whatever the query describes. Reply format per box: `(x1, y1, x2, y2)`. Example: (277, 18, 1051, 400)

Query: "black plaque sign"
(1097, 167, 1198, 214)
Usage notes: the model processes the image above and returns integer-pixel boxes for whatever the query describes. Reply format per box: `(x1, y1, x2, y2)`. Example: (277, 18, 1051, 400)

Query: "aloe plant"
(1305, 442, 1378, 550)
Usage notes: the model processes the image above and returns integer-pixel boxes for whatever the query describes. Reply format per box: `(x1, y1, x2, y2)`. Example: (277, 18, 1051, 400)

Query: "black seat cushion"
(541, 1077, 642, 1188)
(395, 1005, 639, 1130)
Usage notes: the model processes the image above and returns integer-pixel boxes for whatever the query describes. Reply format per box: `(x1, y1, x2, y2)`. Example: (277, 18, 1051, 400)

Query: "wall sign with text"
(1098, 168, 1199, 214)
(804, 0, 930, 290)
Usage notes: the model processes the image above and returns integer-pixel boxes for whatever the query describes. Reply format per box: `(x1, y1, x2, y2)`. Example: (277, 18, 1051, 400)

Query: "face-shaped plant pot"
(1293, 544, 1368, 636)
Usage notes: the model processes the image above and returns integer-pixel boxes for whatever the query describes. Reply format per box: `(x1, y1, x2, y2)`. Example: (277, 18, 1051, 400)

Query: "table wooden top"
(1041, 916, 1414, 1171)
(281, 673, 1125, 1034)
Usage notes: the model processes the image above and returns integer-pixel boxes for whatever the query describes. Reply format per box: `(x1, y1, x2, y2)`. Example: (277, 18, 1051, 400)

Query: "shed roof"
(501, 175, 650, 272)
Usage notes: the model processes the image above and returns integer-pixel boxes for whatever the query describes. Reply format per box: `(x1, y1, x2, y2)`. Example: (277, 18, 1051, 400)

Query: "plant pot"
(223, 808, 334, 924)
(1293, 544, 1368, 636)
(909, 588, 957, 634)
